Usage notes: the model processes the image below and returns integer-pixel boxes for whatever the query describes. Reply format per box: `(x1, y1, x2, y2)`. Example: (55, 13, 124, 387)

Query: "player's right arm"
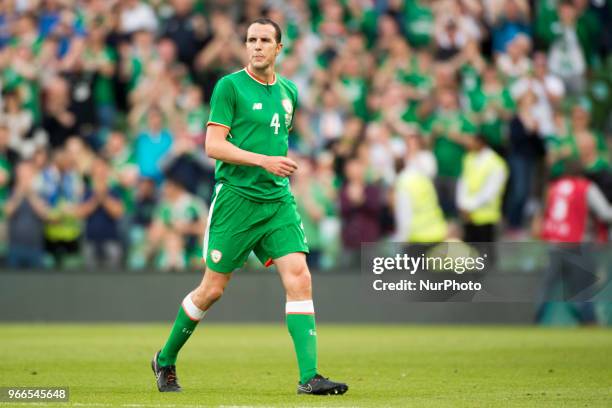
(206, 76, 296, 177)
(205, 125, 297, 177)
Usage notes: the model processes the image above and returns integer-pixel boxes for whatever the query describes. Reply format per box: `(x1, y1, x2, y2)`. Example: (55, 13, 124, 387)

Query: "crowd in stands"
(0, 0, 610, 271)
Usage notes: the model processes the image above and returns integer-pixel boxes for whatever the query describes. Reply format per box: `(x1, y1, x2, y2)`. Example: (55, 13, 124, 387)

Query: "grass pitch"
(1, 324, 611, 407)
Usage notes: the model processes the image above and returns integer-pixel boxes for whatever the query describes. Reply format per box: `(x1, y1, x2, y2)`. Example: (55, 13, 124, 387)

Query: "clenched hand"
(260, 156, 298, 177)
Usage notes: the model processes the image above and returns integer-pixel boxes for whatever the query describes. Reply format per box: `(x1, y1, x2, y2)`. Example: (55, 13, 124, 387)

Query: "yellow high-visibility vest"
(397, 172, 447, 243)
(464, 150, 508, 225)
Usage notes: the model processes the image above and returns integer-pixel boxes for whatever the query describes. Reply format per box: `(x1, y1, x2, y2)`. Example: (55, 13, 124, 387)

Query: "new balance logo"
(252, 103, 262, 110)
(298, 384, 313, 393)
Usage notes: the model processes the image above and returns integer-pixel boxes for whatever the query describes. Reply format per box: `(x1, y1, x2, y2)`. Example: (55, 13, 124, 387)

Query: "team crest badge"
(211, 250, 222, 263)
(282, 99, 293, 114)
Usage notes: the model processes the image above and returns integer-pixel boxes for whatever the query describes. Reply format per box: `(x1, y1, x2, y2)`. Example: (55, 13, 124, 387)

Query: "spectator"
(548, 0, 587, 94)
(0, 91, 33, 156)
(489, 0, 530, 54)
(104, 130, 139, 217)
(467, 64, 515, 154)
(75, 157, 125, 269)
(147, 178, 207, 270)
(41, 148, 84, 268)
(496, 34, 531, 82)
(339, 157, 383, 266)
(505, 91, 545, 234)
(292, 155, 329, 270)
(160, 125, 211, 196)
(511, 52, 564, 137)
(427, 87, 476, 217)
(41, 76, 76, 149)
(82, 20, 117, 131)
(135, 107, 173, 184)
(128, 177, 157, 269)
(5, 160, 50, 268)
(161, 0, 207, 69)
(119, 0, 158, 35)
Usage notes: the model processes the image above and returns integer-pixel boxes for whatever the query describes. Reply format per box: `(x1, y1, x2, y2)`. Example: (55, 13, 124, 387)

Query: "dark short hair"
(248, 18, 282, 43)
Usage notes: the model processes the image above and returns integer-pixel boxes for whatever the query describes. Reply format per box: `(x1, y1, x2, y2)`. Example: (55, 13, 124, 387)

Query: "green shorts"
(203, 183, 309, 273)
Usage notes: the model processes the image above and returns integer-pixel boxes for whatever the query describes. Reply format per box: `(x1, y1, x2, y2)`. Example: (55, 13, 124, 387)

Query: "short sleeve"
(207, 77, 235, 130)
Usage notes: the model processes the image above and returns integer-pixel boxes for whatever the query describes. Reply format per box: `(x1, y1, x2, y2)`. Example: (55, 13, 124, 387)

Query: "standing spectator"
(457, 135, 508, 242)
(339, 157, 383, 266)
(75, 157, 125, 269)
(135, 107, 173, 184)
(505, 91, 545, 234)
(5, 161, 51, 268)
(427, 87, 476, 217)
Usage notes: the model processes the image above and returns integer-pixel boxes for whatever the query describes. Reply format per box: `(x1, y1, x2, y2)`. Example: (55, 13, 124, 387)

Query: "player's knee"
(193, 284, 225, 307)
(287, 263, 311, 293)
(204, 286, 225, 303)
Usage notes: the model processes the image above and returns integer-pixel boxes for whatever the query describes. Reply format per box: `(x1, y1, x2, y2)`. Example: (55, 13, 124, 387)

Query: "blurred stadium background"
(1, 1, 611, 406)
(0, 1, 611, 319)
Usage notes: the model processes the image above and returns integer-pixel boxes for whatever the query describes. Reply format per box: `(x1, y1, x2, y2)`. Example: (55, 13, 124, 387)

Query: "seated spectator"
(0, 91, 33, 156)
(40, 148, 84, 268)
(160, 125, 211, 196)
(4, 161, 51, 268)
(75, 157, 125, 269)
(489, 0, 530, 54)
(547, 0, 587, 95)
(128, 178, 157, 269)
(104, 130, 139, 217)
(496, 34, 532, 82)
(135, 107, 173, 184)
(41, 76, 77, 149)
(147, 177, 207, 270)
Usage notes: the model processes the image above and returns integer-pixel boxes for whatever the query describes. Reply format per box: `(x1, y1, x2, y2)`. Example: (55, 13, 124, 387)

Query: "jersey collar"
(245, 66, 277, 86)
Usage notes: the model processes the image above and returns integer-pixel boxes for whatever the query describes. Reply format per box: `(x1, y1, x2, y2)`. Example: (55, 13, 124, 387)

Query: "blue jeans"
(7, 245, 45, 269)
(505, 154, 534, 229)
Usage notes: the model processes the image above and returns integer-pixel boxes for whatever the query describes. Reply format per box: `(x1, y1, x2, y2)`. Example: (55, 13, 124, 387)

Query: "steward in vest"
(457, 135, 508, 243)
(394, 133, 447, 244)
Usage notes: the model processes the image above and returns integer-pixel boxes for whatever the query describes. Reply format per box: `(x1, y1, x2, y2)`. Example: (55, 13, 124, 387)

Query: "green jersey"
(207, 68, 298, 202)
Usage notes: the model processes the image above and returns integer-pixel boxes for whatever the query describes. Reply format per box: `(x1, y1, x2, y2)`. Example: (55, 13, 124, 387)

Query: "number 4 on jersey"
(270, 113, 280, 134)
